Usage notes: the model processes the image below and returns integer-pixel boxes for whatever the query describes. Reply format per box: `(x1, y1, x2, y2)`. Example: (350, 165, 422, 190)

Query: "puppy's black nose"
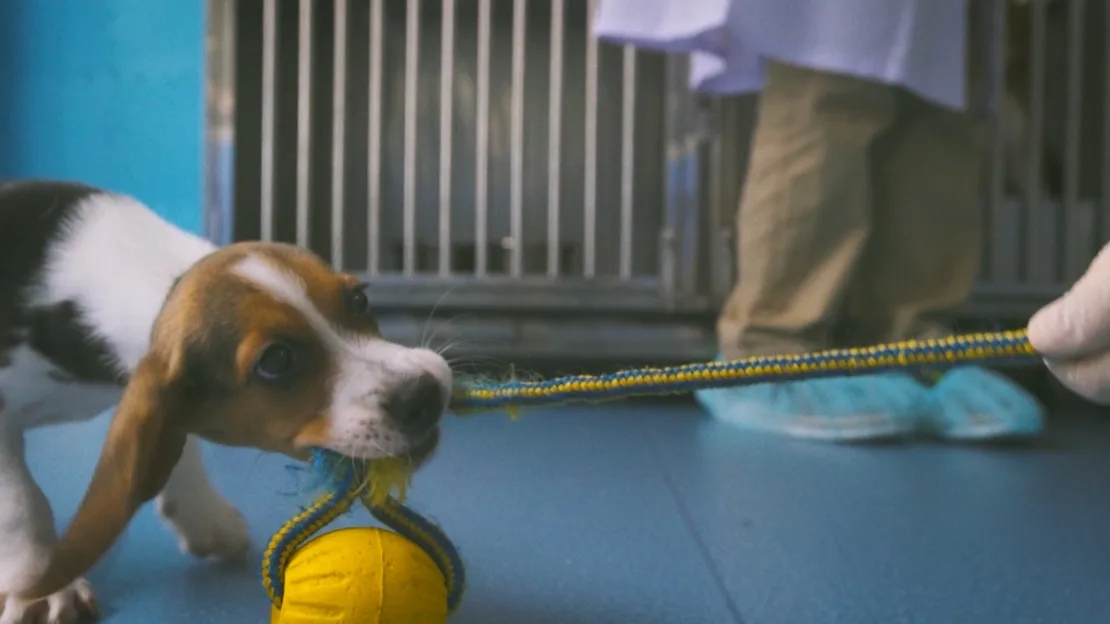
(385, 373, 447, 434)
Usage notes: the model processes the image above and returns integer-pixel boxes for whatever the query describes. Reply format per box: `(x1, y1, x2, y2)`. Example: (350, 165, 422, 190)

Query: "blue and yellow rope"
(368, 495, 467, 611)
(262, 450, 467, 614)
(264, 329, 1041, 613)
(451, 329, 1038, 411)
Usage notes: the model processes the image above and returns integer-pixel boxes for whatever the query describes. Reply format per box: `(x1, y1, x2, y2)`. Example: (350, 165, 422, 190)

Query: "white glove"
(1028, 242, 1110, 404)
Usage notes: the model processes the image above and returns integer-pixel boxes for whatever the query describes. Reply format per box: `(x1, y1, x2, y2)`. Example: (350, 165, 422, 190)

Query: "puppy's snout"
(384, 373, 447, 435)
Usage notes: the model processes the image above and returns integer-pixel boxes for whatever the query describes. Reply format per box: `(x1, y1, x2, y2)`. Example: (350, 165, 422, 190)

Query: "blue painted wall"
(0, 0, 207, 232)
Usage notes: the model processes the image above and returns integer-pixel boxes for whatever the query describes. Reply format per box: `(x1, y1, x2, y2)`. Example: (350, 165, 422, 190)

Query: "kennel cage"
(205, 0, 1110, 362)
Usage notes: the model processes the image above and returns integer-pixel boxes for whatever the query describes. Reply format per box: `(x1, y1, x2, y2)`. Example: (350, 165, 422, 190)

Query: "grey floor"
(30, 400, 1110, 623)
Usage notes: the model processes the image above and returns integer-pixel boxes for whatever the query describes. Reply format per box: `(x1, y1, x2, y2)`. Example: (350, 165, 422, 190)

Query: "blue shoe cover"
(694, 364, 931, 441)
(927, 366, 1045, 440)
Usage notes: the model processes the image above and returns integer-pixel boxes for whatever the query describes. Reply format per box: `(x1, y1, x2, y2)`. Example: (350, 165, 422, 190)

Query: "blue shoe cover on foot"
(928, 366, 1045, 440)
(694, 364, 932, 441)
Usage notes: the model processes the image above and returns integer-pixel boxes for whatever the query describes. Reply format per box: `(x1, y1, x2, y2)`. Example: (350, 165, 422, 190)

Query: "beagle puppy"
(0, 180, 452, 624)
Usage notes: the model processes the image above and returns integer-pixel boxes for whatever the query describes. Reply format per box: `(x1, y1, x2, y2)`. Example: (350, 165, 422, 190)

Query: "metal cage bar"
(1061, 0, 1086, 282)
(474, 0, 491, 277)
(619, 45, 636, 280)
(438, 0, 455, 277)
(212, 0, 757, 320)
(204, 0, 237, 247)
(985, 0, 1012, 284)
(260, 0, 278, 242)
(208, 0, 1110, 359)
(402, 0, 420, 276)
(367, 0, 384, 275)
(295, 0, 313, 247)
(330, 0, 349, 269)
(546, 0, 564, 278)
(508, 0, 525, 279)
(583, 0, 599, 279)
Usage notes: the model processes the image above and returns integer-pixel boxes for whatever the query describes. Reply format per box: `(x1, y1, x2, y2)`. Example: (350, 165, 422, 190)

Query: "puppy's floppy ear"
(26, 353, 188, 598)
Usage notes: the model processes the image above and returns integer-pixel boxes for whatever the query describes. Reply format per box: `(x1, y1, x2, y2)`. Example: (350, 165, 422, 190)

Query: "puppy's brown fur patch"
(26, 242, 390, 599)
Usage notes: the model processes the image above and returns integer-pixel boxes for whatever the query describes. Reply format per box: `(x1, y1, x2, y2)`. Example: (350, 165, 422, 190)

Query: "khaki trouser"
(717, 60, 984, 360)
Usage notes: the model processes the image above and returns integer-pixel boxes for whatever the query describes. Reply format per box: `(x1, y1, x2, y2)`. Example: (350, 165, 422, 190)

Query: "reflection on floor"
(29, 400, 1110, 623)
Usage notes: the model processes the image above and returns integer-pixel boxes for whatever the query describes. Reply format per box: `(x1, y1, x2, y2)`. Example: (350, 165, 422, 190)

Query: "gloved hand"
(1028, 243, 1110, 404)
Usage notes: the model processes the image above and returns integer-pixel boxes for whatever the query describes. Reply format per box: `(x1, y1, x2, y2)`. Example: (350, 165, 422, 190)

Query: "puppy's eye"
(346, 283, 372, 316)
(254, 342, 297, 382)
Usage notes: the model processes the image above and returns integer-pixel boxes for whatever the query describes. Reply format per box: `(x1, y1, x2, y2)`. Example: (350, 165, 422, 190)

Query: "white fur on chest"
(31, 193, 217, 373)
(0, 345, 121, 429)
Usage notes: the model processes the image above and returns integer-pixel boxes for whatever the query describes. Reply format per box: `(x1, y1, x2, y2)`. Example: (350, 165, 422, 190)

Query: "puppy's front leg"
(0, 433, 96, 624)
(155, 436, 250, 561)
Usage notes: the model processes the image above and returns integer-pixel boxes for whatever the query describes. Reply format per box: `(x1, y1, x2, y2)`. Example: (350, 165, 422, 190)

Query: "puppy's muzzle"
(382, 372, 449, 438)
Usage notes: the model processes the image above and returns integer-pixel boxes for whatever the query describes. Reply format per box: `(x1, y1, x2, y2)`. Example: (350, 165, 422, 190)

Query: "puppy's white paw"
(0, 578, 97, 624)
(156, 493, 251, 562)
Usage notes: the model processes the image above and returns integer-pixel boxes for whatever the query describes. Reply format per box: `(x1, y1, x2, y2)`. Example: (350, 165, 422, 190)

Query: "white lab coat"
(593, 0, 969, 110)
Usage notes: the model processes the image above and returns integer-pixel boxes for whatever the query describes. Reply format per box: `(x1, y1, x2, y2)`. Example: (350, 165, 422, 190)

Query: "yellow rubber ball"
(270, 527, 448, 624)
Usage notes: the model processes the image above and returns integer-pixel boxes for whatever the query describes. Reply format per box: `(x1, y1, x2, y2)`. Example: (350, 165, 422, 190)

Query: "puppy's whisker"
(421, 284, 462, 348)
(437, 333, 476, 351)
(447, 355, 506, 368)
(436, 339, 465, 357)
(444, 355, 513, 380)
(436, 329, 490, 356)
(424, 312, 476, 352)
(441, 345, 512, 370)
(368, 439, 399, 460)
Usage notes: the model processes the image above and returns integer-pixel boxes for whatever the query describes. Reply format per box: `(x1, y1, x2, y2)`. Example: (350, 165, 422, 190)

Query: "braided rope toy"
(452, 329, 1038, 411)
(264, 452, 465, 623)
(263, 329, 1039, 622)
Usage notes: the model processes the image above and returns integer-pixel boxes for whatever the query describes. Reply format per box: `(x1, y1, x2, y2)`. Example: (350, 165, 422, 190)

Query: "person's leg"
(716, 62, 889, 357)
(843, 91, 980, 346)
(846, 90, 1044, 439)
(697, 60, 934, 441)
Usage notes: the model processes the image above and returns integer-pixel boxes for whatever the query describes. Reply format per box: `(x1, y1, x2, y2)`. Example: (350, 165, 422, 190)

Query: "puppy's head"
(154, 241, 451, 461)
(29, 241, 451, 598)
